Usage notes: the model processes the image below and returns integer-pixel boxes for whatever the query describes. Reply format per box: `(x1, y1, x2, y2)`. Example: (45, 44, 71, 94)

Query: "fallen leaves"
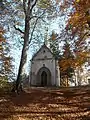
(0, 86, 90, 120)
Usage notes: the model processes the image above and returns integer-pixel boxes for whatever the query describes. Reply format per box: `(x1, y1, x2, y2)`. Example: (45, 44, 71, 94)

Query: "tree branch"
(30, 15, 39, 20)
(30, 0, 38, 12)
(30, 15, 46, 22)
(27, 0, 30, 14)
(14, 25, 24, 34)
(29, 18, 38, 45)
(23, 0, 26, 14)
(29, 10, 46, 45)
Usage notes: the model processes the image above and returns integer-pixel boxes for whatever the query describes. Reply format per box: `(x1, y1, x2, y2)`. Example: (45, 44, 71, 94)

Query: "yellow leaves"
(59, 58, 74, 72)
(69, 12, 85, 28)
(59, 51, 88, 73)
(0, 44, 3, 49)
(74, 51, 88, 67)
(76, 0, 80, 3)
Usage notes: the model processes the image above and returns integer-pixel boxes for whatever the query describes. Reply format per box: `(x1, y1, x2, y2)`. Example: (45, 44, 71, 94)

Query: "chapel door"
(41, 71, 47, 86)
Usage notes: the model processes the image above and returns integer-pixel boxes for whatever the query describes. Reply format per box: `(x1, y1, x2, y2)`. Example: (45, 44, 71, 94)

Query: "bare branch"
(29, 18, 38, 44)
(30, 0, 38, 12)
(29, 10, 46, 45)
(30, 16, 46, 23)
(27, 0, 31, 13)
(14, 25, 24, 34)
(23, 0, 26, 14)
(30, 15, 38, 20)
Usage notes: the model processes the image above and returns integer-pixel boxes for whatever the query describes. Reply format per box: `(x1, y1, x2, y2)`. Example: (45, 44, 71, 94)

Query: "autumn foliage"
(62, 0, 90, 39)
(0, 27, 12, 87)
(57, 0, 90, 86)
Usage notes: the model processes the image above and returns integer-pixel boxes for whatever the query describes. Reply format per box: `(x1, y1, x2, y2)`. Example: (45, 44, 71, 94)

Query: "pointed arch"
(37, 67, 51, 86)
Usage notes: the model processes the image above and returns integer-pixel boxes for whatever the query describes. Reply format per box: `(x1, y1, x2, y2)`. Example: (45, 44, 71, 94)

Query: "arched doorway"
(41, 71, 47, 86)
(37, 67, 51, 86)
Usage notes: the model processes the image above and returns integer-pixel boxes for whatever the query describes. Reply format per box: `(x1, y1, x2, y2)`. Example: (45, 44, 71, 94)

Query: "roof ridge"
(32, 44, 55, 60)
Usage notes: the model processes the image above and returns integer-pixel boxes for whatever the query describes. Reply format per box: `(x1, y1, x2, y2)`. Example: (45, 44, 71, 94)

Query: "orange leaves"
(68, 0, 90, 32)
(58, 42, 75, 80)
(0, 28, 5, 54)
(0, 28, 4, 55)
(0, 28, 5, 42)
(59, 58, 74, 72)
(51, 31, 57, 41)
(0, 27, 12, 76)
(63, 0, 90, 63)
(74, 51, 88, 67)
(58, 41, 88, 80)
(61, 0, 90, 39)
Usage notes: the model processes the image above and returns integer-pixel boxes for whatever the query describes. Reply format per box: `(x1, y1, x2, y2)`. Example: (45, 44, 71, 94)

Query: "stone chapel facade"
(30, 44, 60, 87)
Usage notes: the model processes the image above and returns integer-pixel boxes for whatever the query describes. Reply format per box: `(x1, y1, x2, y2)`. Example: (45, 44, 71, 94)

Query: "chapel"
(30, 44, 60, 87)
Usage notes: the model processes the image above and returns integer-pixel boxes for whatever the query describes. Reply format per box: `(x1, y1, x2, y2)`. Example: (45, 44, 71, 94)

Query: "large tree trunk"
(11, 0, 38, 92)
(15, 16, 30, 92)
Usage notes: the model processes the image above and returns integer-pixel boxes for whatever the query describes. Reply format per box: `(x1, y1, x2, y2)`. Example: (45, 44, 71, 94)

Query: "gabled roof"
(32, 43, 54, 60)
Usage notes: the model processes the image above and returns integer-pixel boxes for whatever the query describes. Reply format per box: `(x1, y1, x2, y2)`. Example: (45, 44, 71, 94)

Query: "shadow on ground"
(0, 86, 90, 120)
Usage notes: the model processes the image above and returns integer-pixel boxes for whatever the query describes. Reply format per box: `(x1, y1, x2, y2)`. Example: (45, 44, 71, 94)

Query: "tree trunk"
(11, 0, 38, 92)
(15, 16, 30, 92)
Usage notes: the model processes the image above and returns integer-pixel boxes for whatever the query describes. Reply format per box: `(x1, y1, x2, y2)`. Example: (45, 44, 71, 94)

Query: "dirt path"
(0, 86, 90, 120)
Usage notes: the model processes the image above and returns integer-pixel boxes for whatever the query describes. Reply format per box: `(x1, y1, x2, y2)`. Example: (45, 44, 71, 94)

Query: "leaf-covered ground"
(0, 86, 90, 120)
